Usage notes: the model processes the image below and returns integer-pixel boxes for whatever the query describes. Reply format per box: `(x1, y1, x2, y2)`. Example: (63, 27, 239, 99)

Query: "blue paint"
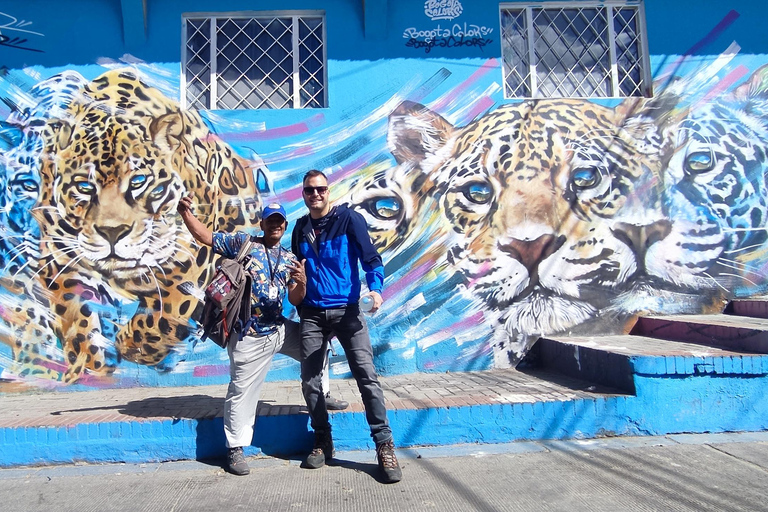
(120, 0, 147, 48)
(3, 354, 768, 467)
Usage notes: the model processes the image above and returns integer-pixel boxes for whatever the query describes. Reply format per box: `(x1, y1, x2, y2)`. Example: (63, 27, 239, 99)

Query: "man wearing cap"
(177, 196, 345, 476)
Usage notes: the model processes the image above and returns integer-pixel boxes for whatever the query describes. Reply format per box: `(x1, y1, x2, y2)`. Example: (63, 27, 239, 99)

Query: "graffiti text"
(0, 12, 44, 52)
(424, 0, 463, 21)
(405, 36, 493, 53)
(403, 23, 493, 42)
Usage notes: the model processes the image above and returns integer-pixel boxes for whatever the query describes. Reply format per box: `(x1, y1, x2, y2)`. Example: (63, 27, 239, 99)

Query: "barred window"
(182, 12, 327, 109)
(500, 2, 651, 98)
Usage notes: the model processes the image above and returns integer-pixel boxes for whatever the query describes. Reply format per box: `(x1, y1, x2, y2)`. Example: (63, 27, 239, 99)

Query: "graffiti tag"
(424, 0, 463, 21)
(403, 23, 493, 42)
(405, 35, 493, 53)
(0, 12, 44, 52)
(0, 35, 43, 53)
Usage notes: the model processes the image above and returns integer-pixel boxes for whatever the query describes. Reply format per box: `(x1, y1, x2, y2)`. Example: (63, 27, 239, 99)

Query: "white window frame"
(499, 1, 652, 99)
(181, 10, 327, 110)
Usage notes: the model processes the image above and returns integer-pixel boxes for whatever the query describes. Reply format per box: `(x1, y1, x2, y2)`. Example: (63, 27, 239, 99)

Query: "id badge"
(268, 285, 278, 300)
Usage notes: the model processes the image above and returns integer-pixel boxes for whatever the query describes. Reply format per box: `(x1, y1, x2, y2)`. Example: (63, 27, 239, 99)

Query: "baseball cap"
(262, 203, 287, 220)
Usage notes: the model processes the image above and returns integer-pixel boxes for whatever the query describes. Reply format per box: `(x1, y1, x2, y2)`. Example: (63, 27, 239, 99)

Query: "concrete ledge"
(726, 299, 768, 319)
(631, 314, 768, 352)
(3, 375, 768, 468)
(3, 341, 768, 468)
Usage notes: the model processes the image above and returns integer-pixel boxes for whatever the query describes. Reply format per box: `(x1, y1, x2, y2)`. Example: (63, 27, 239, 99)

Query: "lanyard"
(264, 244, 282, 285)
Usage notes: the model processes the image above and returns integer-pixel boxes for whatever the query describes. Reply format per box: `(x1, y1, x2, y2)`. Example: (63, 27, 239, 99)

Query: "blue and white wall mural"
(0, 3, 766, 389)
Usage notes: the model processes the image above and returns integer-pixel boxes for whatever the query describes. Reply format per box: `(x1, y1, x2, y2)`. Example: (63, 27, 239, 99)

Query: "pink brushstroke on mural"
(194, 364, 230, 378)
(466, 261, 495, 287)
(421, 311, 488, 370)
(431, 58, 499, 112)
(216, 113, 325, 143)
(465, 96, 496, 122)
(696, 65, 749, 105)
(383, 259, 436, 302)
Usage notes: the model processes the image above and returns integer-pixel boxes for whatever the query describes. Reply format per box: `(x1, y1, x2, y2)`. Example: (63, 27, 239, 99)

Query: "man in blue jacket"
(291, 169, 402, 484)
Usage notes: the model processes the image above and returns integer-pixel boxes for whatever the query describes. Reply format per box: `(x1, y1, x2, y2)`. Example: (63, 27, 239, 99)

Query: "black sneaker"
(226, 447, 250, 476)
(304, 429, 334, 469)
(376, 440, 402, 483)
(325, 393, 349, 411)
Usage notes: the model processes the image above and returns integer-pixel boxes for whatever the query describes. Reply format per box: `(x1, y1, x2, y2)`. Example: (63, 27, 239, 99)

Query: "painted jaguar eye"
(367, 196, 401, 220)
(130, 174, 148, 189)
(11, 178, 38, 192)
(685, 150, 714, 173)
(75, 180, 95, 195)
(463, 181, 493, 204)
(21, 180, 38, 192)
(571, 168, 600, 189)
(148, 184, 166, 199)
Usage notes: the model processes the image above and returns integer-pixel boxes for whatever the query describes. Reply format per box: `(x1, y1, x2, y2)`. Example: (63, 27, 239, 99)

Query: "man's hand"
(177, 194, 213, 246)
(177, 194, 194, 215)
(364, 291, 383, 314)
(287, 259, 307, 306)
(288, 258, 307, 288)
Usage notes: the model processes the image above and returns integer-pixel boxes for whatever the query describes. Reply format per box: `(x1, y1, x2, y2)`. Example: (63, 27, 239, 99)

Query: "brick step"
(631, 313, 768, 353)
(525, 333, 768, 394)
(0, 369, 625, 467)
(725, 298, 768, 319)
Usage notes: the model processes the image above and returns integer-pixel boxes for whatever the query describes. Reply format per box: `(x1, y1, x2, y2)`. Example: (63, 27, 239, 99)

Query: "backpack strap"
(235, 236, 254, 262)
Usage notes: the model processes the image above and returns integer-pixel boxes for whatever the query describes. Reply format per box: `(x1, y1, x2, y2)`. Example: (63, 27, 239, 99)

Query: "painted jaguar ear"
(149, 112, 185, 152)
(388, 100, 454, 165)
(613, 81, 688, 149)
(614, 81, 683, 124)
(48, 118, 73, 151)
(732, 64, 768, 100)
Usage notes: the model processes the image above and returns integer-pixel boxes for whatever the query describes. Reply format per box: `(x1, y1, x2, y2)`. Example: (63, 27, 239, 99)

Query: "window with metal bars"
(182, 12, 327, 109)
(500, 2, 651, 99)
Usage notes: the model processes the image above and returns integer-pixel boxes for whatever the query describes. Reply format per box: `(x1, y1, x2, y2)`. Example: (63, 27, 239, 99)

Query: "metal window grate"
(500, 2, 649, 99)
(182, 12, 326, 110)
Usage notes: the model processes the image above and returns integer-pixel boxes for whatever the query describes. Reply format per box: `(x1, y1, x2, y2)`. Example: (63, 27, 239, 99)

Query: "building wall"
(0, 0, 767, 390)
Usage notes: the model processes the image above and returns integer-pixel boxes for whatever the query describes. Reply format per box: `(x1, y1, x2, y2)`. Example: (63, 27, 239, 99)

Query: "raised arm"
(177, 194, 213, 247)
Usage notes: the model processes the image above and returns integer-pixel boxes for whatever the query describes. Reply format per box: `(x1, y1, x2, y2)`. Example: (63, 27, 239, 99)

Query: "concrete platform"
(3, 301, 768, 468)
(0, 368, 627, 467)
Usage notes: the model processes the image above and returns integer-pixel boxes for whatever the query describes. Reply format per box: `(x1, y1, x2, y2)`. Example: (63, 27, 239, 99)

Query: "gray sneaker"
(325, 393, 349, 411)
(227, 447, 250, 476)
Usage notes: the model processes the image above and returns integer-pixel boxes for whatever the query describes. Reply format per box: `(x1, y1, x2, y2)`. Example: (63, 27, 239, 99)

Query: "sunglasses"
(303, 186, 329, 195)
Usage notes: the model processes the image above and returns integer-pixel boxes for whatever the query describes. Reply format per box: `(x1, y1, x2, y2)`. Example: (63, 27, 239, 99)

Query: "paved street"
(2, 433, 768, 512)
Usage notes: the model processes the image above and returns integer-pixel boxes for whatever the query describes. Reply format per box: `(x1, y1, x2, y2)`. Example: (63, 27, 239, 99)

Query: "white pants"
(224, 320, 331, 448)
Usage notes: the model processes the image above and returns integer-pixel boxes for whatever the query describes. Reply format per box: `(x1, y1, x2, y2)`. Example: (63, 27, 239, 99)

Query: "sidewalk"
(3, 433, 768, 512)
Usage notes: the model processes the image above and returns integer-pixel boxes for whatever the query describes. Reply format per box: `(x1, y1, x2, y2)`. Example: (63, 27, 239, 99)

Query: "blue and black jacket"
(291, 204, 384, 308)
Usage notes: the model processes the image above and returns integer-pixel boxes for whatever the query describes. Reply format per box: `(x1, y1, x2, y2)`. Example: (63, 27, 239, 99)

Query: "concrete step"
(725, 298, 768, 319)
(0, 368, 626, 468)
(528, 334, 768, 393)
(522, 330, 768, 445)
(5, 308, 768, 469)
(630, 313, 768, 353)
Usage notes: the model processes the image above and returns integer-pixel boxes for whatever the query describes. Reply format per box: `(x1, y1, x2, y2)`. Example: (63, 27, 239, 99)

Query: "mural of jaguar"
(0, 71, 88, 276)
(367, 95, 683, 365)
(26, 70, 266, 383)
(648, 65, 768, 299)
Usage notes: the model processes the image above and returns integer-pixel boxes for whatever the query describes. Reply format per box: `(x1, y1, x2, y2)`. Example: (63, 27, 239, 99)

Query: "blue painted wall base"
(2, 368, 767, 468)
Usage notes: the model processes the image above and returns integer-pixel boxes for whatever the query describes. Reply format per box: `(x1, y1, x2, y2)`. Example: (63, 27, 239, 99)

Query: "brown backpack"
(200, 238, 254, 348)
